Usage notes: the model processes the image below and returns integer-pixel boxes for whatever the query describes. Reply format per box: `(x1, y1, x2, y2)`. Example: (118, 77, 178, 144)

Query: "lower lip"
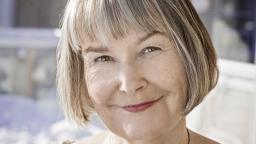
(122, 97, 162, 113)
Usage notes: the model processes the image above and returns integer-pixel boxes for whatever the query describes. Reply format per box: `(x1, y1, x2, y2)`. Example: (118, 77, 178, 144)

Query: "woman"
(57, 0, 219, 144)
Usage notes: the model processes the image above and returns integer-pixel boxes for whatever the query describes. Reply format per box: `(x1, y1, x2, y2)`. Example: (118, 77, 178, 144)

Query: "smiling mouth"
(121, 96, 163, 113)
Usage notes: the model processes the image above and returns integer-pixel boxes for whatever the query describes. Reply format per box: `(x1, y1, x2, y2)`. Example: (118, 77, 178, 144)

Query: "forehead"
(82, 30, 169, 51)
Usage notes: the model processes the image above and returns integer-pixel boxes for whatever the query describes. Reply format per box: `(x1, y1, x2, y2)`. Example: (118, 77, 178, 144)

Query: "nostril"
(136, 80, 147, 90)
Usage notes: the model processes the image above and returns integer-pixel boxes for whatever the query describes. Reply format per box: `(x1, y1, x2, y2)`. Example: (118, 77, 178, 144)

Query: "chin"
(121, 120, 168, 141)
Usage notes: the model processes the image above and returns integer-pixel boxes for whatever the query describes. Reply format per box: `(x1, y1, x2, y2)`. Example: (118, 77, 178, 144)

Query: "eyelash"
(93, 46, 162, 63)
(94, 55, 113, 63)
(141, 46, 162, 55)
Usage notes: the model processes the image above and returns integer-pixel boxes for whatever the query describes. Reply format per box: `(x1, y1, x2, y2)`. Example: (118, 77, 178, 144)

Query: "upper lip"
(121, 96, 163, 108)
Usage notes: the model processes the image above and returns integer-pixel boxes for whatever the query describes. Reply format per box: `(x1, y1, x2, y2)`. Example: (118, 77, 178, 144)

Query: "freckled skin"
(83, 30, 188, 144)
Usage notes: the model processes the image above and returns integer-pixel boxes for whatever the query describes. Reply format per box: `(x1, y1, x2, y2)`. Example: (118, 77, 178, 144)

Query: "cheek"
(85, 66, 117, 105)
(143, 53, 187, 109)
(144, 54, 186, 90)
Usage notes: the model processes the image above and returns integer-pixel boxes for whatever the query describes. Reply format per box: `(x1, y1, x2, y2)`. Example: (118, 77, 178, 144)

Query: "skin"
(80, 30, 217, 144)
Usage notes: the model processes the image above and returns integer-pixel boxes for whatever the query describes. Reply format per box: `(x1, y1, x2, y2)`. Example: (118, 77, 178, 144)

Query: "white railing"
(0, 28, 59, 49)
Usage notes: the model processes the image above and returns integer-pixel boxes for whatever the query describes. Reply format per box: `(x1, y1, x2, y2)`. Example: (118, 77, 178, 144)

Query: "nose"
(118, 64, 147, 94)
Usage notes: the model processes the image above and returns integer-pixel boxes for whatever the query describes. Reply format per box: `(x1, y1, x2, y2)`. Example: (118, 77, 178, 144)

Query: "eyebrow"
(84, 31, 164, 53)
(137, 31, 164, 44)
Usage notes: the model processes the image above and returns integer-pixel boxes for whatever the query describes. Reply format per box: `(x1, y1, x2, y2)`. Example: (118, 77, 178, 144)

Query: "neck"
(112, 118, 188, 144)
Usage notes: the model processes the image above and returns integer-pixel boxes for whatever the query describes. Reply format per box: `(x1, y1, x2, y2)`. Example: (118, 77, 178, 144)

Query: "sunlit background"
(0, 0, 255, 144)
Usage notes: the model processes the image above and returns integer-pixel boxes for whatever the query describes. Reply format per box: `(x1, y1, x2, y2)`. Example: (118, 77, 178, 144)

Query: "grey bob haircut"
(57, 0, 219, 125)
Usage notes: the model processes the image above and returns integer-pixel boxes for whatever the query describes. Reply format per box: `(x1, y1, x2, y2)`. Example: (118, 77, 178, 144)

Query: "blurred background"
(0, 0, 255, 143)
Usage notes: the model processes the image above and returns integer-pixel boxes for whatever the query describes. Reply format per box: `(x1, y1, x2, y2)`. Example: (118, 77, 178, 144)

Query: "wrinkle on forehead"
(81, 30, 169, 53)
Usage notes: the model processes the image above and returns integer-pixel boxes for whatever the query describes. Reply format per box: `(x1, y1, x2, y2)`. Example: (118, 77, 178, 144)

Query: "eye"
(141, 46, 162, 55)
(94, 55, 113, 63)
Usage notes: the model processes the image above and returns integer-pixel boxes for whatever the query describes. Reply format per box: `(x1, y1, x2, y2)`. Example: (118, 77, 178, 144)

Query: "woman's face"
(83, 30, 187, 141)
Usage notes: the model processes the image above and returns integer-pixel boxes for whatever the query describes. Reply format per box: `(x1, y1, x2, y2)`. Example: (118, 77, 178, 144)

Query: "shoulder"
(189, 130, 220, 144)
(74, 131, 109, 144)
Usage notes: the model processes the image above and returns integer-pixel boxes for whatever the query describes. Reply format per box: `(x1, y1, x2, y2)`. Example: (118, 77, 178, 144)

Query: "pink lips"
(122, 97, 162, 113)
